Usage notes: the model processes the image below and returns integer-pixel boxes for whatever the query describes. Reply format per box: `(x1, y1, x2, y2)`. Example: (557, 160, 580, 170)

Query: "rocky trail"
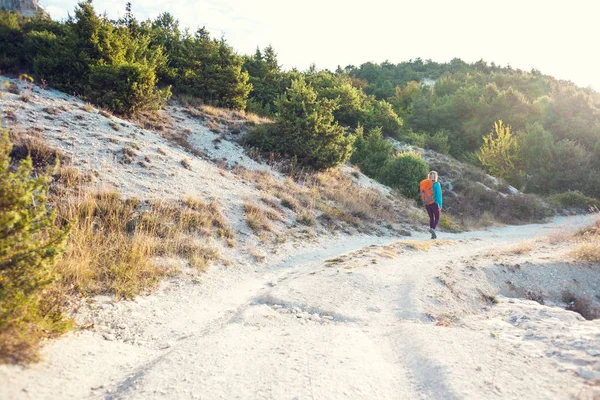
(2, 215, 600, 400)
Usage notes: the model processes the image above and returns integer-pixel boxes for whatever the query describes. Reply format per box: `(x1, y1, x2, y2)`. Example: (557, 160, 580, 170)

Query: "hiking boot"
(429, 228, 437, 239)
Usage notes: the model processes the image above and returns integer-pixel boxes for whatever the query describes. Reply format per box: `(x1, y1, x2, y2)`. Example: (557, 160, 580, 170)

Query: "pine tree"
(0, 123, 70, 362)
(249, 78, 353, 170)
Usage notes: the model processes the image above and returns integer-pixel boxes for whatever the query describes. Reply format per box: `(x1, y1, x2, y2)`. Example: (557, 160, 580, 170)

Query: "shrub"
(350, 126, 393, 179)
(402, 131, 426, 148)
(361, 99, 403, 137)
(548, 191, 600, 211)
(87, 63, 171, 115)
(424, 130, 450, 154)
(0, 129, 71, 363)
(380, 152, 429, 199)
(247, 79, 353, 170)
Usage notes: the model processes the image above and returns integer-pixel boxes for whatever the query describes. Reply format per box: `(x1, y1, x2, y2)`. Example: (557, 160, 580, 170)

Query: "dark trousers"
(426, 203, 440, 229)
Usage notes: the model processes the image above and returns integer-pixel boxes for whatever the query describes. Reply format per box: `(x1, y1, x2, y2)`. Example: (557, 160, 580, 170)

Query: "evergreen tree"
(350, 127, 393, 179)
(0, 124, 70, 362)
(244, 45, 283, 115)
(248, 79, 353, 169)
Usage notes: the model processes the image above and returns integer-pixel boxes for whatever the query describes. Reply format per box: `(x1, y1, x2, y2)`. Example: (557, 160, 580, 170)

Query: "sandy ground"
(1, 215, 599, 400)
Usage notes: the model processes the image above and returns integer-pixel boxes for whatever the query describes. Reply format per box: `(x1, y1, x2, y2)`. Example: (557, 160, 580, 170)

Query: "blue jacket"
(433, 181, 443, 209)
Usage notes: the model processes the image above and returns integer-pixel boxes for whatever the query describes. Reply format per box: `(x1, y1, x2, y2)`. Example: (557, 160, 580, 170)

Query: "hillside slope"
(1, 76, 418, 243)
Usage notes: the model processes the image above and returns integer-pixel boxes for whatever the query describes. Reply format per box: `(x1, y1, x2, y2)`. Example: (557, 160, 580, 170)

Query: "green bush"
(548, 191, 600, 211)
(424, 130, 450, 154)
(380, 152, 429, 199)
(361, 99, 403, 137)
(350, 126, 393, 179)
(87, 63, 170, 115)
(402, 131, 426, 148)
(0, 128, 71, 363)
(247, 79, 353, 170)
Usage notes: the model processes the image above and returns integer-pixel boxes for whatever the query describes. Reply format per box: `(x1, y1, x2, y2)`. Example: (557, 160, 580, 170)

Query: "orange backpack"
(419, 179, 435, 205)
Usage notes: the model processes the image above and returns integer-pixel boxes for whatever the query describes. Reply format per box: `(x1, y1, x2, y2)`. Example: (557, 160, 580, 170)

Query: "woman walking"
(419, 171, 443, 239)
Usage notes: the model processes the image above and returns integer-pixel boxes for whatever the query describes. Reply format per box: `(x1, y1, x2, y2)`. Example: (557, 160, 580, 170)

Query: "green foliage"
(0, 127, 71, 363)
(360, 99, 403, 137)
(2, 7, 600, 199)
(478, 120, 521, 184)
(243, 46, 282, 115)
(150, 20, 251, 109)
(380, 152, 429, 199)
(402, 130, 426, 148)
(350, 126, 393, 178)
(247, 79, 353, 170)
(548, 191, 600, 211)
(0, 3, 170, 114)
(87, 63, 170, 115)
(424, 130, 450, 154)
(344, 59, 600, 200)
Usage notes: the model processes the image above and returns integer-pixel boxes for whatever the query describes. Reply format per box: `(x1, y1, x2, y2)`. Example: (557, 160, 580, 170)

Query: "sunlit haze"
(43, 0, 599, 90)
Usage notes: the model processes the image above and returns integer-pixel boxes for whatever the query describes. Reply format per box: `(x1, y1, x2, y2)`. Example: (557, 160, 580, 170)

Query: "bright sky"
(42, 0, 600, 90)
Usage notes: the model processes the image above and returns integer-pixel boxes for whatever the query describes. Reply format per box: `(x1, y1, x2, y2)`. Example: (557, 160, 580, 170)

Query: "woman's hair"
(428, 171, 438, 182)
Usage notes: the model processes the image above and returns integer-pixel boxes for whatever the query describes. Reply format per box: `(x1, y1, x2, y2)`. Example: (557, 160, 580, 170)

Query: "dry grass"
(4, 109, 17, 122)
(260, 195, 281, 210)
(8, 130, 69, 171)
(81, 103, 94, 112)
(244, 200, 273, 236)
(181, 158, 192, 170)
(54, 192, 164, 299)
(122, 146, 137, 164)
(232, 166, 400, 233)
(54, 166, 92, 188)
(396, 239, 454, 252)
(53, 191, 232, 299)
(401, 240, 433, 251)
(99, 109, 112, 119)
(489, 240, 535, 257)
(296, 211, 316, 226)
(109, 121, 120, 131)
(570, 216, 600, 263)
(42, 106, 60, 116)
(178, 98, 272, 135)
(572, 241, 600, 263)
(207, 118, 222, 134)
(562, 291, 599, 320)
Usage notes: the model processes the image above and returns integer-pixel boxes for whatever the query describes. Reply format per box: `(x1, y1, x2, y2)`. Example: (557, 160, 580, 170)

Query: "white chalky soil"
(2, 216, 599, 400)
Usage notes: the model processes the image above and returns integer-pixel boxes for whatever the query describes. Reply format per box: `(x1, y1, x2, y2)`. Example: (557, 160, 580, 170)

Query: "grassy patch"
(244, 200, 273, 236)
(54, 192, 232, 299)
(122, 146, 137, 164)
(9, 130, 69, 171)
(570, 215, 600, 263)
(54, 166, 92, 188)
(297, 211, 316, 226)
(233, 166, 402, 233)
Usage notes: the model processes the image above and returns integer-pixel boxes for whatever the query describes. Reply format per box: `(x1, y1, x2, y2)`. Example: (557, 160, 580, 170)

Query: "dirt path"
(2, 216, 599, 400)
